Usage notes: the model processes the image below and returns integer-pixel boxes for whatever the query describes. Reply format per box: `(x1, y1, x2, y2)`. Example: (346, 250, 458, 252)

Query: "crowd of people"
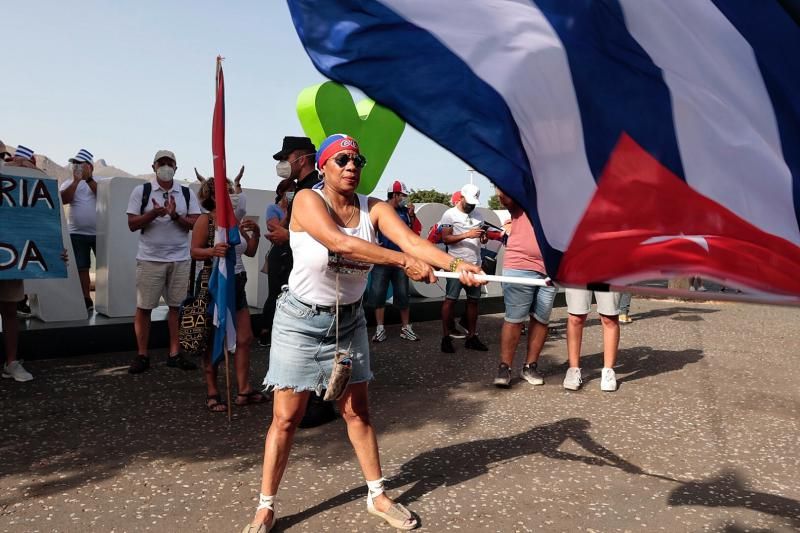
(1, 133, 633, 532)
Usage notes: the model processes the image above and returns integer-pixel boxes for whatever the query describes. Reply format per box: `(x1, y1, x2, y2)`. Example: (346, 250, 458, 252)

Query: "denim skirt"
(263, 289, 372, 395)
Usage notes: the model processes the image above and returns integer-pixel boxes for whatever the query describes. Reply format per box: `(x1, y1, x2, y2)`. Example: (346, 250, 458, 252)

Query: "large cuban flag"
(208, 57, 240, 364)
(287, 0, 800, 299)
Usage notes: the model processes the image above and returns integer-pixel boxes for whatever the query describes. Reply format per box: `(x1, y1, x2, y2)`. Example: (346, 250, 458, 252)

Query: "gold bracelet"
(448, 258, 464, 272)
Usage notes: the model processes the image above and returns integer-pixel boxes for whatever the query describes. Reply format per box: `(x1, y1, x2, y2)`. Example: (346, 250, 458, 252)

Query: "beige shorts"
(565, 288, 620, 316)
(0, 280, 24, 303)
(136, 260, 191, 310)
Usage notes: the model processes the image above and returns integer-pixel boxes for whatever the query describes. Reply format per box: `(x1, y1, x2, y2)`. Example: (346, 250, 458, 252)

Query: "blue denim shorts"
(501, 269, 556, 325)
(70, 234, 96, 270)
(445, 277, 482, 300)
(367, 265, 410, 309)
(264, 289, 372, 395)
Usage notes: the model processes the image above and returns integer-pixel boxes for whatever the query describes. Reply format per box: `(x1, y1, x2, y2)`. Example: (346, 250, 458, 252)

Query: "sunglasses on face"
(332, 153, 367, 169)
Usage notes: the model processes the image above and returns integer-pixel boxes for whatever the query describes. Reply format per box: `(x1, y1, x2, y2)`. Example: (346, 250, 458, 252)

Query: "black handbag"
(480, 248, 498, 275)
(179, 219, 215, 357)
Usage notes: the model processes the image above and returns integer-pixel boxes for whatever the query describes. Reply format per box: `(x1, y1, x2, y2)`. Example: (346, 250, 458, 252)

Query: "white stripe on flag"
(618, 0, 800, 246)
(380, 0, 596, 251)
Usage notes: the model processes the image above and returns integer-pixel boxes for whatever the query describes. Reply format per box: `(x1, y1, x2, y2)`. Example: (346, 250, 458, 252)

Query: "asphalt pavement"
(1, 298, 798, 532)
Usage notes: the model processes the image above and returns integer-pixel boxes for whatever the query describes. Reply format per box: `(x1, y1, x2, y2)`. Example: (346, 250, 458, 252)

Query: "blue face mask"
(285, 191, 295, 203)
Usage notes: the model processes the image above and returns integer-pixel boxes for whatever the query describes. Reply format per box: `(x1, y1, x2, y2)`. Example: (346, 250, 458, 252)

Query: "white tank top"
(288, 190, 376, 305)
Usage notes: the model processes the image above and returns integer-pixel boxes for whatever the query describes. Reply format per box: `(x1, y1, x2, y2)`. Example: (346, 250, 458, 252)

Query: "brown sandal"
(235, 389, 267, 406)
(206, 394, 227, 413)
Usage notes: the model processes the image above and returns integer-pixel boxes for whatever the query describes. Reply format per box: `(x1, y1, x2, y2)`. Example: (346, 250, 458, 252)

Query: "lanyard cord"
(335, 270, 340, 355)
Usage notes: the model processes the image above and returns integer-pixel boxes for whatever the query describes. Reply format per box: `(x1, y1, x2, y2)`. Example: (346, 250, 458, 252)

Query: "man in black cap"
(267, 136, 318, 246)
(265, 136, 336, 427)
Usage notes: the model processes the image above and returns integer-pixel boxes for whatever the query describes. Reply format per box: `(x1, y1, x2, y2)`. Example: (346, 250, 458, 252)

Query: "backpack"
(139, 182, 191, 232)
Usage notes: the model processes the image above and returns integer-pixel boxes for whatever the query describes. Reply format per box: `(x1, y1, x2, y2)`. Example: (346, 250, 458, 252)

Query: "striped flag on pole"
(286, 0, 800, 300)
(208, 56, 240, 364)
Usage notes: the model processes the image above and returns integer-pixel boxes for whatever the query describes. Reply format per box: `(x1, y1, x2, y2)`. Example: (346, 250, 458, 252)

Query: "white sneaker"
(601, 368, 617, 392)
(2, 360, 34, 382)
(372, 327, 387, 343)
(399, 324, 419, 341)
(563, 367, 582, 391)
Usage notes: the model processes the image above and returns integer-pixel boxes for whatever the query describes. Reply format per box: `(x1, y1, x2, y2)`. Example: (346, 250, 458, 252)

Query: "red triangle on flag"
(557, 133, 800, 297)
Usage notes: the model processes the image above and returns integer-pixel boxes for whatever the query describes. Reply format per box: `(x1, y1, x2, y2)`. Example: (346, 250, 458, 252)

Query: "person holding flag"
(191, 178, 265, 411)
(241, 134, 484, 532)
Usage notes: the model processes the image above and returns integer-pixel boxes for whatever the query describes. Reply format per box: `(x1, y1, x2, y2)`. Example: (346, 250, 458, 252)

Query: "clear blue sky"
(2, 0, 493, 197)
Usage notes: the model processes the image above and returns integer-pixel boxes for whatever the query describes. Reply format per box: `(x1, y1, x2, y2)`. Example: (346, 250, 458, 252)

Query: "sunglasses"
(332, 153, 367, 169)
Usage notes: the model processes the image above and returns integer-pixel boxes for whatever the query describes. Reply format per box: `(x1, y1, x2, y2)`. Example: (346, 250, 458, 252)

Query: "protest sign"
(0, 169, 67, 280)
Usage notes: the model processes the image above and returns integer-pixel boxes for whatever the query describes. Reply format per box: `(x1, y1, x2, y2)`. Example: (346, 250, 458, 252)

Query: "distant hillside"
(3, 143, 198, 185)
(3, 143, 135, 182)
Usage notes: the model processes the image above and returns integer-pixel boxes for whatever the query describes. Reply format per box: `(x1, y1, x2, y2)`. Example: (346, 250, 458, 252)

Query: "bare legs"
(567, 313, 619, 368)
(134, 308, 152, 355)
(251, 383, 403, 526)
(203, 307, 256, 398)
(78, 269, 91, 300)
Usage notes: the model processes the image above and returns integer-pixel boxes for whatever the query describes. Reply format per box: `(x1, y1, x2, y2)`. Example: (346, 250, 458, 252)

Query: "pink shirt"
(503, 210, 546, 273)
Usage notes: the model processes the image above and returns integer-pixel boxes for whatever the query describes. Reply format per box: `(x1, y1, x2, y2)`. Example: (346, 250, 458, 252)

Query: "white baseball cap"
(460, 183, 481, 206)
(153, 149, 177, 165)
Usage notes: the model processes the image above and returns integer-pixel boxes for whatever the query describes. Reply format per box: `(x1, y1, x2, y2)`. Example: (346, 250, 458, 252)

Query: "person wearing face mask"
(258, 178, 297, 347)
(439, 183, 490, 354)
(126, 150, 202, 374)
(367, 180, 423, 343)
(267, 136, 318, 248)
(194, 166, 248, 221)
(269, 136, 341, 429)
(192, 178, 265, 411)
(59, 149, 104, 311)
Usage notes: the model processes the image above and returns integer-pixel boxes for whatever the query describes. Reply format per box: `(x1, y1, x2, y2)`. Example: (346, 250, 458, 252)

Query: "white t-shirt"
(439, 206, 484, 264)
(126, 179, 202, 262)
(59, 176, 107, 235)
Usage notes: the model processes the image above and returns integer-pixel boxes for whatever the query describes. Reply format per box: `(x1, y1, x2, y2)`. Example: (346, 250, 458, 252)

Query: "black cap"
(273, 136, 316, 160)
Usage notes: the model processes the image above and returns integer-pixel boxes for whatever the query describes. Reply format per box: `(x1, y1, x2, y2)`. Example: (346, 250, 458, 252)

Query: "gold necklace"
(342, 196, 358, 226)
(323, 191, 357, 226)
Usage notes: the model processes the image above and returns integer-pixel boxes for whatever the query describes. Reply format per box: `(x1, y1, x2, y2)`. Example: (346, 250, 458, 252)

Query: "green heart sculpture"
(296, 81, 405, 195)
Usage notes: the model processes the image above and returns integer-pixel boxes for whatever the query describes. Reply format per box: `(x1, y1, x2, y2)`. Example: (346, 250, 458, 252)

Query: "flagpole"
(224, 339, 232, 422)
(434, 270, 552, 287)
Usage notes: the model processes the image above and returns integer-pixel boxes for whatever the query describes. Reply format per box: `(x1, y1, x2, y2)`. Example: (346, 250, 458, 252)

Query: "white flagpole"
(434, 271, 800, 306)
(434, 270, 552, 287)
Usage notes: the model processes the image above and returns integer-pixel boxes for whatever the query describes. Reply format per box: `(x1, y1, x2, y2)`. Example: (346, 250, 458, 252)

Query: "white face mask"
(285, 191, 295, 203)
(276, 160, 292, 179)
(156, 165, 175, 181)
(231, 193, 247, 220)
(72, 163, 83, 179)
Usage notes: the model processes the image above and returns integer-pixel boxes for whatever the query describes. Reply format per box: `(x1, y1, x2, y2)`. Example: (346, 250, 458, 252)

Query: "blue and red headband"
(316, 134, 360, 169)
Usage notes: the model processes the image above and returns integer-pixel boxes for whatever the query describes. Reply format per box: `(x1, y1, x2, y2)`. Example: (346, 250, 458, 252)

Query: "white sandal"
(366, 478, 418, 530)
(241, 494, 277, 533)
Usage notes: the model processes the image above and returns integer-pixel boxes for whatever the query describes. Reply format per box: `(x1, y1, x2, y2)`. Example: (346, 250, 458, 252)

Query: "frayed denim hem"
(262, 374, 374, 397)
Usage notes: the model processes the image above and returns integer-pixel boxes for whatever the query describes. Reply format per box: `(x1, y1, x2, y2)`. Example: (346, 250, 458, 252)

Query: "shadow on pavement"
(548, 346, 704, 385)
(0, 345, 487, 506)
(277, 417, 673, 529)
(547, 305, 720, 341)
(668, 468, 800, 528)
